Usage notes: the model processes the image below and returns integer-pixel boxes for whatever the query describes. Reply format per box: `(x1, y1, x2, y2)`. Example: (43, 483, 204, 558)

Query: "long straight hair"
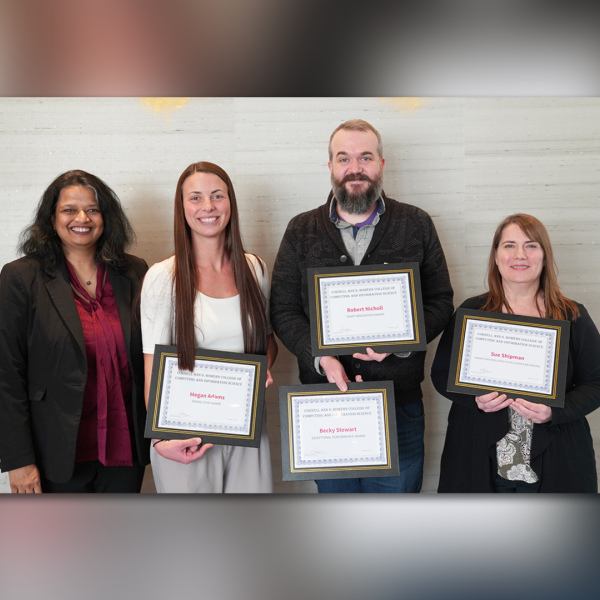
(481, 213, 579, 320)
(173, 162, 268, 371)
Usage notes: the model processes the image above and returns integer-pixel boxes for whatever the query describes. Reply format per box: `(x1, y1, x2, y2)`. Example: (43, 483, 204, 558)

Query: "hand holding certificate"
(308, 263, 427, 356)
(447, 309, 570, 408)
(152, 437, 214, 464)
(145, 345, 268, 447)
(279, 381, 399, 481)
(510, 397, 553, 424)
(473, 390, 513, 412)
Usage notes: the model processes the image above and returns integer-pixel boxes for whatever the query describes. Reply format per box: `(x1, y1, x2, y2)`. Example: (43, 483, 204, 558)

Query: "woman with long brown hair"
(141, 162, 277, 493)
(431, 213, 600, 492)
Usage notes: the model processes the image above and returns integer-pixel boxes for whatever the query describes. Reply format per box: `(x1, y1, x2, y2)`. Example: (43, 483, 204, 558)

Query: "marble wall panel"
(1, 97, 598, 494)
(463, 97, 600, 495)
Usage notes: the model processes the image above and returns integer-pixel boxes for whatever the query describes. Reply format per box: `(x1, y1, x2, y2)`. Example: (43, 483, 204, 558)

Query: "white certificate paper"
(319, 272, 413, 346)
(459, 318, 557, 395)
(291, 393, 389, 469)
(158, 356, 256, 435)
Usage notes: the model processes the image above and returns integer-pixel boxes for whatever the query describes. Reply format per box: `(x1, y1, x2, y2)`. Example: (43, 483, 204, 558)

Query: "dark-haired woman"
(141, 162, 277, 493)
(432, 213, 600, 493)
(0, 170, 150, 493)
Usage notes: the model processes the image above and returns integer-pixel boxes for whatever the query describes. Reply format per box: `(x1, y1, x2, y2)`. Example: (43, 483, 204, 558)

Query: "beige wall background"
(1, 97, 599, 493)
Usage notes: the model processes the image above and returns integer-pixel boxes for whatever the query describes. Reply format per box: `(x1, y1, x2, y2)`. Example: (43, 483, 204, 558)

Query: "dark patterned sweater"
(270, 192, 454, 405)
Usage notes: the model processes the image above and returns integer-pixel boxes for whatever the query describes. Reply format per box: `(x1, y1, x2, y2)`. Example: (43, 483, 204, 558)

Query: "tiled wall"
(1, 97, 598, 493)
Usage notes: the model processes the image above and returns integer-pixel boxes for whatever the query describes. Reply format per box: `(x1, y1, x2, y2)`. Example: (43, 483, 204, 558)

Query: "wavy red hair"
(481, 213, 579, 320)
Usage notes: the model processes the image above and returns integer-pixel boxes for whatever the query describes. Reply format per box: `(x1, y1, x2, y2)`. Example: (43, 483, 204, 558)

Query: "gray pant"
(150, 422, 273, 493)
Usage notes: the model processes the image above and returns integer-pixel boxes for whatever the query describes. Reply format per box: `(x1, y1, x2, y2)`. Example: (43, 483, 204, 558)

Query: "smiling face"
(495, 223, 545, 288)
(328, 128, 385, 216)
(52, 185, 104, 255)
(182, 171, 231, 242)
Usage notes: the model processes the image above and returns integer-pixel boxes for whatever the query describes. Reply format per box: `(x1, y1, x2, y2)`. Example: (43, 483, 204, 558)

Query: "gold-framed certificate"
(279, 381, 399, 481)
(145, 345, 267, 447)
(307, 263, 427, 356)
(447, 309, 570, 407)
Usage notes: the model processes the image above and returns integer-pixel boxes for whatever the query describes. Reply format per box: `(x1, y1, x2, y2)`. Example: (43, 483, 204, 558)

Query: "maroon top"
(67, 261, 134, 466)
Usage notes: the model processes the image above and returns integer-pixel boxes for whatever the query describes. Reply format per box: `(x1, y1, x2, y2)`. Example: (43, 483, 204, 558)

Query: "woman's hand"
(475, 391, 513, 413)
(512, 398, 552, 424)
(9, 464, 42, 493)
(266, 368, 273, 388)
(153, 438, 213, 464)
(352, 348, 391, 362)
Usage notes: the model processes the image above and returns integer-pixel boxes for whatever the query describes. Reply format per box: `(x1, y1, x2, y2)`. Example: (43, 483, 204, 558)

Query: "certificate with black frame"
(279, 381, 399, 481)
(308, 263, 427, 356)
(145, 345, 267, 447)
(447, 309, 570, 408)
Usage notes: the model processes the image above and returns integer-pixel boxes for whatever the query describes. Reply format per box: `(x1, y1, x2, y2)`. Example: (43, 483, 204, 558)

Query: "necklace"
(75, 264, 98, 286)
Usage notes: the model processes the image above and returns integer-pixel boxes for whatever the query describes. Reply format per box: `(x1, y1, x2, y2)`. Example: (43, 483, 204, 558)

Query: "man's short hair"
(328, 119, 383, 161)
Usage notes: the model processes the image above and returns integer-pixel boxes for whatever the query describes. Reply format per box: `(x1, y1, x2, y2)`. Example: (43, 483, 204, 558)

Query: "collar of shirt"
(329, 196, 386, 238)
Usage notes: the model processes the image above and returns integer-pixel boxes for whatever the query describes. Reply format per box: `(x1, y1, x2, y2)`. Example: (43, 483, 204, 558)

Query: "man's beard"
(332, 172, 383, 215)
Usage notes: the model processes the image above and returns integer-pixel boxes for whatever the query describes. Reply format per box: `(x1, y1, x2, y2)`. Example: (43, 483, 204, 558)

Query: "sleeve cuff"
(314, 356, 324, 374)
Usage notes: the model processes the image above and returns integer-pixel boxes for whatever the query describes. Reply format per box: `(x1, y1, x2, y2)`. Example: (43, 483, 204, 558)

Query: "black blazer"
(0, 255, 151, 483)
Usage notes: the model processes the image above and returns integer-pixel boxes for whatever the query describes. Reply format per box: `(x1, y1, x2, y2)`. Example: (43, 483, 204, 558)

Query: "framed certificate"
(447, 309, 570, 407)
(145, 345, 267, 447)
(308, 263, 427, 356)
(279, 381, 399, 481)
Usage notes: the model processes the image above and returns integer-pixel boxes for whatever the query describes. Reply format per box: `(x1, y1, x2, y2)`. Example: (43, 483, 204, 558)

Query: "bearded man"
(270, 119, 454, 493)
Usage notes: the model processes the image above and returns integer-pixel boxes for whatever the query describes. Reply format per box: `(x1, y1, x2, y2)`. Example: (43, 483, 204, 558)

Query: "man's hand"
(352, 347, 390, 362)
(319, 356, 354, 391)
(9, 464, 42, 493)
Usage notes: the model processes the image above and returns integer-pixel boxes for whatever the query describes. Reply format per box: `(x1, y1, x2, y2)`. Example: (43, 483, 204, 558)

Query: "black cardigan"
(271, 193, 454, 405)
(431, 295, 600, 492)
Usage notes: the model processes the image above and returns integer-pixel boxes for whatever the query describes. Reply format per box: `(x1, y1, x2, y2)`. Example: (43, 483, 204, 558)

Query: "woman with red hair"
(432, 213, 600, 492)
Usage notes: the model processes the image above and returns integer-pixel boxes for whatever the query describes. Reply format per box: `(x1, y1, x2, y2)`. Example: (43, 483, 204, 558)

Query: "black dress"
(431, 295, 600, 493)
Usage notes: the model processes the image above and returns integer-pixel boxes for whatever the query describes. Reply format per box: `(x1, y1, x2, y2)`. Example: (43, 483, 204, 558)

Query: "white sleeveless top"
(140, 254, 271, 354)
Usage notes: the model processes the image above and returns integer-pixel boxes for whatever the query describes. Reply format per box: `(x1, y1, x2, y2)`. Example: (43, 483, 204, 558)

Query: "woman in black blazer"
(0, 170, 150, 493)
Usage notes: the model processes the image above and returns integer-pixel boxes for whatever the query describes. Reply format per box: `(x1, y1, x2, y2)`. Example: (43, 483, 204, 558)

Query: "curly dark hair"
(19, 170, 136, 272)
